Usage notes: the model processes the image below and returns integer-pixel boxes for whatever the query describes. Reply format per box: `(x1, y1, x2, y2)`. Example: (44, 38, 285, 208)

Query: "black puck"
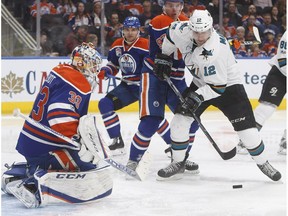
(233, 184, 243, 189)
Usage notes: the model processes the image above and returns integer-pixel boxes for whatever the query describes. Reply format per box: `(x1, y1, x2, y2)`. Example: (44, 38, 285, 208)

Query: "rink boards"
(1, 57, 286, 114)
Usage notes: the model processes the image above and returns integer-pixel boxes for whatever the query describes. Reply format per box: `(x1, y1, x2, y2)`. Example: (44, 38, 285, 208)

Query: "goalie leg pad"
(34, 166, 113, 206)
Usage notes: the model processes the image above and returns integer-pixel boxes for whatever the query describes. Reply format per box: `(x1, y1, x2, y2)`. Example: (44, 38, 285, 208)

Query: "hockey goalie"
(1, 43, 113, 208)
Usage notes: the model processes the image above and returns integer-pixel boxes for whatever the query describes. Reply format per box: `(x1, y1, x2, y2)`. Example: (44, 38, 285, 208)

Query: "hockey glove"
(154, 53, 173, 81)
(178, 91, 204, 116)
(97, 66, 112, 80)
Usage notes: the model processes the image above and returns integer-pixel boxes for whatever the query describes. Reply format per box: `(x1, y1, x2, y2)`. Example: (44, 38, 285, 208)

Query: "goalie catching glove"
(153, 53, 173, 81)
(177, 90, 204, 117)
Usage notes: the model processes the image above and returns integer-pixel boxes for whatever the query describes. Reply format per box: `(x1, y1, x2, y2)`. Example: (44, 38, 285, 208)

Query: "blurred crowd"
(5, 0, 287, 57)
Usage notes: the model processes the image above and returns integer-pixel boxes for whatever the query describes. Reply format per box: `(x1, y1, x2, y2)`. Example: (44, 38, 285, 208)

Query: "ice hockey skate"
(108, 136, 126, 156)
(6, 180, 40, 208)
(164, 147, 199, 174)
(236, 140, 248, 155)
(277, 136, 286, 155)
(257, 161, 281, 181)
(125, 160, 139, 180)
(157, 160, 185, 181)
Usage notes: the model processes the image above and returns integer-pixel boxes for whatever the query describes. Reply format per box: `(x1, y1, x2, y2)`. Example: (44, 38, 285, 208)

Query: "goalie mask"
(189, 10, 213, 46)
(122, 16, 141, 44)
(71, 42, 102, 91)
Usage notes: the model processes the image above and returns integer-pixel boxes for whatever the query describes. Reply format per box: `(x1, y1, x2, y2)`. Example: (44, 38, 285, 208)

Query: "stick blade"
(221, 147, 237, 160)
(253, 26, 261, 43)
(135, 151, 152, 181)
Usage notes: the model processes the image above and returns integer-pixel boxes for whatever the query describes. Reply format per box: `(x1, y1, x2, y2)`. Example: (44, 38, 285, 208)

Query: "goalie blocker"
(3, 163, 113, 208)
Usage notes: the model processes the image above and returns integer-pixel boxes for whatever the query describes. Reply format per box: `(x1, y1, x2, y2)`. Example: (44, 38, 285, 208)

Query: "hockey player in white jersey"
(237, 31, 287, 155)
(153, 9, 282, 181)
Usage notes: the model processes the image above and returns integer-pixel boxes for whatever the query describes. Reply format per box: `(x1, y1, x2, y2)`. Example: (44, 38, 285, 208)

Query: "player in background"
(126, 0, 199, 174)
(237, 31, 287, 155)
(97, 16, 171, 155)
(154, 10, 281, 181)
(2, 43, 113, 208)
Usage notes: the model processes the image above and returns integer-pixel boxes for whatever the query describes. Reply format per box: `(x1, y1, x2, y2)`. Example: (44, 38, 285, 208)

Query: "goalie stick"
(13, 109, 146, 181)
(163, 76, 236, 160)
(106, 74, 140, 86)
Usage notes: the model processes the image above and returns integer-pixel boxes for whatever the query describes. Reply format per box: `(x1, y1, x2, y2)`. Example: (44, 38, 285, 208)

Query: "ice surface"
(1, 111, 286, 216)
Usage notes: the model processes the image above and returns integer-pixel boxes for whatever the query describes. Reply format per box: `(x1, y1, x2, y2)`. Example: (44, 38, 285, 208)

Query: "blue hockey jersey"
(104, 37, 149, 82)
(16, 64, 91, 158)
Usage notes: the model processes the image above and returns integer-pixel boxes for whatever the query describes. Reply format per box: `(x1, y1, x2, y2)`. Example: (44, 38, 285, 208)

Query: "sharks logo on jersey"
(118, 53, 137, 74)
(200, 47, 213, 60)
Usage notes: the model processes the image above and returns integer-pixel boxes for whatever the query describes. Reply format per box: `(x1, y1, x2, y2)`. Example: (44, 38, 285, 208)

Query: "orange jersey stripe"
(140, 73, 149, 118)
(51, 121, 78, 139)
(24, 123, 65, 143)
(53, 64, 91, 94)
(52, 149, 77, 170)
(104, 116, 119, 127)
(47, 110, 80, 119)
(157, 120, 169, 134)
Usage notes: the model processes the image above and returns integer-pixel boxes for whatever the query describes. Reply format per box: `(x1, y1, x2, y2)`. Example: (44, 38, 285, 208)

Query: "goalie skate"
(109, 136, 126, 156)
(257, 161, 281, 181)
(236, 140, 248, 155)
(6, 180, 40, 208)
(157, 161, 185, 181)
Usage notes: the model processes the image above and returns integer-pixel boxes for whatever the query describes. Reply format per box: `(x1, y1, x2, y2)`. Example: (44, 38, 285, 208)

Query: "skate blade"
(277, 149, 286, 155)
(184, 169, 200, 175)
(156, 173, 184, 181)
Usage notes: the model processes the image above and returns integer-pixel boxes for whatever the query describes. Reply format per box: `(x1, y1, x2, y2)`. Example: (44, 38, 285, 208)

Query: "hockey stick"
(13, 109, 144, 180)
(106, 74, 140, 86)
(164, 76, 236, 160)
(13, 109, 80, 150)
(229, 26, 262, 47)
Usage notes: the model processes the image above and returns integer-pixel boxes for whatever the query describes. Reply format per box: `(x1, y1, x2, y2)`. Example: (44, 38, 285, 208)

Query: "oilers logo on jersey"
(119, 53, 137, 74)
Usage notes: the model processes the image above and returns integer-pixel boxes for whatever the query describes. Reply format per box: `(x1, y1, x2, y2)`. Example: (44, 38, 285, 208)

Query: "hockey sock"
(101, 112, 120, 138)
(254, 102, 277, 126)
(156, 119, 171, 144)
(129, 131, 151, 162)
(186, 120, 199, 154)
(99, 97, 120, 138)
(248, 141, 266, 165)
(129, 116, 162, 161)
(171, 140, 189, 162)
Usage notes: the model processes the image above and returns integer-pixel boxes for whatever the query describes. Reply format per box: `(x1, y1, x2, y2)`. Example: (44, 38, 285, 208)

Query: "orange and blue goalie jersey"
(147, 13, 188, 79)
(16, 64, 91, 158)
(106, 37, 149, 82)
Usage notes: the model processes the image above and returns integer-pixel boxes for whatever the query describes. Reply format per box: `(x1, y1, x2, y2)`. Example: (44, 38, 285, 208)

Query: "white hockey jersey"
(162, 21, 242, 101)
(269, 31, 286, 76)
